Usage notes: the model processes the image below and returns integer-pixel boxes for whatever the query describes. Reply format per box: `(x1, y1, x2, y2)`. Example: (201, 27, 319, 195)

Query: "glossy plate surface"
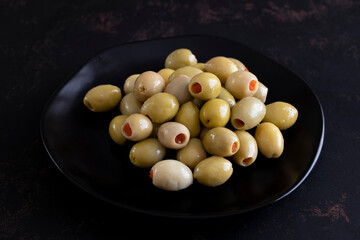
(41, 35, 324, 218)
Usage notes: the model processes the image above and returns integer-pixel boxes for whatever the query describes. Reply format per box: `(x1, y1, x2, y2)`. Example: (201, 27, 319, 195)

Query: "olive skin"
(168, 66, 202, 82)
(188, 72, 222, 101)
(200, 99, 230, 128)
(164, 75, 192, 105)
(121, 113, 153, 141)
(83, 84, 122, 112)
(232, 130, 258, 167)
(205, 56, 238, 84)
(263, 101, 298, 130)
(119, 92, 142, 116)
(231, 97, 266, 130)
(228, 57, 247, 71)
(123, 74, 140, 94)
(150, 160, 193, 191)
(217, 87, 236, 108)
(177, 138, 207, 169)
(129, 138, 166, 168)
(157, 68, 174, 86)
(225, 70, 259, 99)
(140, 92, 179, 123)
(202, 127, 240, 157)
(253, 82, 268, 103)
(157, 122, 190, 149)
(175, 101, 201, 138)
(254, 122, 284, 158)
(193, 156, 233, 187)
(192, 63, 206, 71)
(108, 115, 127, 145)
(165, 48, 198, 70)
(133, 71, 165, 102)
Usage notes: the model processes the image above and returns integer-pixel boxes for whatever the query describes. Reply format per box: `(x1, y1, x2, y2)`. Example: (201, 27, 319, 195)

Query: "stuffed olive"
(164, 75, 192, 105)
(83, 84, 121, 112)
(233, 130, 258, 167)
(255, 122, 284, 158)
(164, 48, 197, 70)
(263, 101, 298, 130)
(202, 127, 240, 157)
(133, 71, 165, 102)
(200, 98, 230, 128)
(225, 70, 259, 99)
(177, 138, 207, 169)
(129, 138, 166, 168)
(119, 92, 142, 116)
(157, 122, 190, 149)
(231, 97, 266, 130)
(205, 56, 238, 84)
(108, 115, 127, 145)
(188, 72, 221, 101)
(121, 113, 153, 141)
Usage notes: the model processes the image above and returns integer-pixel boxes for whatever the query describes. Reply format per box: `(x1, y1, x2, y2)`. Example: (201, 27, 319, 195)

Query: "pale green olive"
(165, 48, 198, 70)
(119, 92, 142, 116)
(177, 138, 207, 169)
(157, 122, 190, 149)
(175, 101, 201, 138)
(217, 87, 236, 108)
(228, 57, 247, 71)
(188, 72, 221, 101)
(164, 75, 192, 105)
(123, 74, 140, 94)
(231, 97, 266, 130)
(140, 93, 179, 123)
(200, 98, 230, 128)
(253, 82, 268, 103)
(121, 113, 153, 141)
(83, 84, 121, 112)
(205, 56, 238, 84)
(168, 66, 202, 82)
(233, 130, 258, 167)
(108, 115, 127, 145)
(157, 68, 174, 86)
(225, 70, 259, 99)
(193, 156, 233, 187)
(254, 122, 284, 158)
(192, 63, 206, 71)
(263, 101, 298, 130)
(150, 160, 193, 191)
(133, 71, 165, 102)
(202, 127, 240, 157)
(129, 138, 166, 168)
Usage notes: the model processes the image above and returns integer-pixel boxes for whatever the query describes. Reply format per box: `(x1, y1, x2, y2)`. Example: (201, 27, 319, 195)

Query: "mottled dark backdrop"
(1, 0, 359, 239)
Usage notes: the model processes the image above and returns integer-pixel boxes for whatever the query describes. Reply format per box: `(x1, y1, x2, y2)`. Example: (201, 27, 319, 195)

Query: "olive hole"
(235, 119, 245, 127)
(242, 157, 254, 166)
(175, 133, 186, 144)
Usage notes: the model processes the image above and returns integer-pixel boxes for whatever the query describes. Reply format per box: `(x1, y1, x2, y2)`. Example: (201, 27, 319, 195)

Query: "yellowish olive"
(192, 63, 206, 71)
(194, 156, 233, 187)
(177, 138, 207, 169)
(133, 71, 165, 102)
(157, 122, 190, 149)
(217, 87, 236, 108)
(164, 75, 192, 105)
(108, 115, 127, 145)
(225, 70, 259, 99)
(253, 82, 268, 103)
(175, 101, 201, 138)
(168, 66, 202, 82)
(263, 101, 298, 130)
(202, 127, 240, 157)
(119, 92, 142, 116)
(228, 57, 247, 71)
(205, 56, 238, 84)
(129, 138, 166, 168)
(123, 74, 140, 94)
(140, 93, 179, 123)
(165, 48, 198, 70)
(83, 84, 122, 112)
(121, 113, 153, 141)
(200, 99, 230, 128)
(233, 130, 258, 167)
(157, 68, 174, 86)
(231, 97, 266, 130)
(188, 72, 221, 101)
(254, 122, 284, 158)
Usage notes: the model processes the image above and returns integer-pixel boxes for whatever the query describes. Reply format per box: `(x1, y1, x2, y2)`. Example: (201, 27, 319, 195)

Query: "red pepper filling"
(175, 133, 186, 144)
(122, 123, 132, 136)
(191, 82, 202, 94)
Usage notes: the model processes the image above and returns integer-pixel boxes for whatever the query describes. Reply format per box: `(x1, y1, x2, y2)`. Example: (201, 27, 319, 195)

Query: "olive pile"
(83, 48, 298, 191)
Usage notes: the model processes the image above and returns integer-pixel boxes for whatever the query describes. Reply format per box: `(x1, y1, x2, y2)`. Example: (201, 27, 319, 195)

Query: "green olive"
(232, 130, 258, 167)
(133, 71, 165, 102)
(177, 138, 207, 169)
(129, 138, 166, 168)
(205, 56, 238, 84)
(228, 57, 247, 71)
(168, 66, 202, 82)
(175, 101, 201, 138)
(254, 122, 284, 158)
(140, 92, 179, 123)
(157, 68, 174, 86)
(157, 122, 190, 149)
(200, 99, 230, 128)
(83, 84, 121, 112)
(193, 156, 233, 187)
(192, 63, 206, 71)
(164, 75, 192, 105)
(202, 127, 240, 157)
(121, 113, 153, 141)
(123, 74, 140, 94)
(225, 70, 259, 99)
(108, 115, 127, 145)
(253, 81, 268, 103)
(164, 48, 198, 70)
(217, 87, 236, 108)
(263, 101, 298, 130)
(189, 72, 221, 101)
(231, 97, 266, 130)
(119, 92, 142, 116)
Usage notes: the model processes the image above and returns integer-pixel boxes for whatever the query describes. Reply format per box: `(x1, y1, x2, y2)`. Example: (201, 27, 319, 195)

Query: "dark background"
(1, 0, 359, 239)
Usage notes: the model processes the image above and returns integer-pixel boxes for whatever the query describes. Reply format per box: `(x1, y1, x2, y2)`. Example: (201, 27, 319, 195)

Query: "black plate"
(41, 35, 324, 218)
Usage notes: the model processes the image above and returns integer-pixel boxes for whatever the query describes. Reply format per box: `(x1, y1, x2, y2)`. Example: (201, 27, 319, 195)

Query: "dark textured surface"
(1, 0, 359, 239)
